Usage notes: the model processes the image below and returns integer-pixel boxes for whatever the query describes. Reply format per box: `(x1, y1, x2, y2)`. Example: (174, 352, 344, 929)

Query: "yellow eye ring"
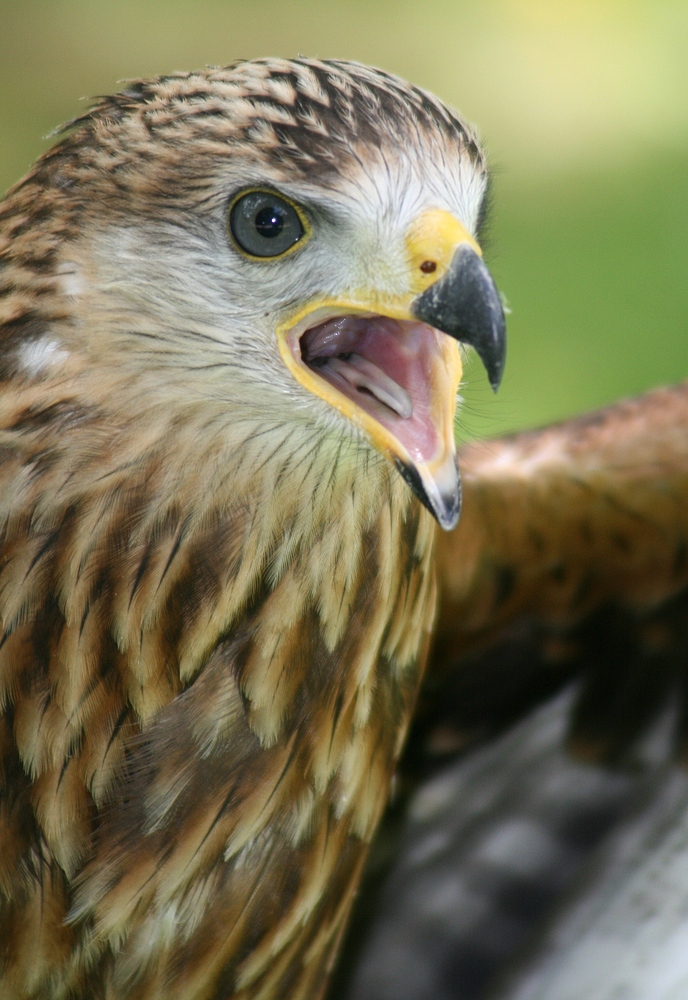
(228, 188, 312, 261)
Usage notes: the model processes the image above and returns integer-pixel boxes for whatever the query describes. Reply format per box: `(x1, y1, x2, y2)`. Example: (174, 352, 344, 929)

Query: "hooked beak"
(276, 211, 506, 531)
(412, 243, 506, 393)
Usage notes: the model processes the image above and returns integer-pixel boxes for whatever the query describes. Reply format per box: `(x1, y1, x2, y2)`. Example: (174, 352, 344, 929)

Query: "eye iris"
(229, 190, 305, 258)
(255, 206, 285, 238)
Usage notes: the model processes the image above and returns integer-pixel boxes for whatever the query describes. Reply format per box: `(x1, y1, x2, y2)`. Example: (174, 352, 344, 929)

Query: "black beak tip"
(486, 320, 507, 393)
(394, 459, 462, 531)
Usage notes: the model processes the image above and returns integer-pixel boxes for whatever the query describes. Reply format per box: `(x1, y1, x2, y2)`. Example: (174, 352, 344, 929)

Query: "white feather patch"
(17, 337, 69, 376)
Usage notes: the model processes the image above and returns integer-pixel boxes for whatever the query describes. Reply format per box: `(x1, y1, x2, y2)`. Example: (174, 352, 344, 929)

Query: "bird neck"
(4, 368, 438, 761)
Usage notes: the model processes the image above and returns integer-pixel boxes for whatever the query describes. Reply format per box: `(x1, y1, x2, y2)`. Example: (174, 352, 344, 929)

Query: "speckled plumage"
(0, 58, 479, 999)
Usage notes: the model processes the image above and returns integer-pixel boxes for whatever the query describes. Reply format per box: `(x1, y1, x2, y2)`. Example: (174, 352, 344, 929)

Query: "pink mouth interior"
(300, 315, 445, 464)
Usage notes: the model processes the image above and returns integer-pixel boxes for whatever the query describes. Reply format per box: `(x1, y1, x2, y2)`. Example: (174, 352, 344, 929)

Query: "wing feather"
(416, 382, 688, 768)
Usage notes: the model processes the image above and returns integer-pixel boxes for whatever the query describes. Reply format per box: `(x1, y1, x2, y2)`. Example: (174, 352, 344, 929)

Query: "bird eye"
(229, 190, 305, 258)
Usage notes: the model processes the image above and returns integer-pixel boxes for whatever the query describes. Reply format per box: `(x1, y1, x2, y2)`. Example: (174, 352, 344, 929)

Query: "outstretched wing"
(415, 381, 688, 766)
(438, 380, 688, 656)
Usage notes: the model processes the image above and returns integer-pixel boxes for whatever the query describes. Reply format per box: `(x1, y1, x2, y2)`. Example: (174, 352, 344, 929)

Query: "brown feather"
(435, 383, 688, 663)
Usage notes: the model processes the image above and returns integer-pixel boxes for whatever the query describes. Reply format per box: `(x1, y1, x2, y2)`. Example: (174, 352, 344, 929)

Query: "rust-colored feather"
(435, 383, 688, 664)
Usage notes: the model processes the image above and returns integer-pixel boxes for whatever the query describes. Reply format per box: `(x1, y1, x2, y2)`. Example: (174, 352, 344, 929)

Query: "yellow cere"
(404, 209, 482, 296)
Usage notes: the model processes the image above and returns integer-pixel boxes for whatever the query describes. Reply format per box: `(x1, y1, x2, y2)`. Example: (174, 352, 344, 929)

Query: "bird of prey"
(0, 56, 686, 1000)
(0, 57, 505, 1000)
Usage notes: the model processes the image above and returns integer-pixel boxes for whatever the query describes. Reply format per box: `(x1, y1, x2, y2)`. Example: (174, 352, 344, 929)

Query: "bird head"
(2, 58, 505, 532)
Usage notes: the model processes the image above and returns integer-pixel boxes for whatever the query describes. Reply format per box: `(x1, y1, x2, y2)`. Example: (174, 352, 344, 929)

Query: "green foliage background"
(1, 0, 687, 439)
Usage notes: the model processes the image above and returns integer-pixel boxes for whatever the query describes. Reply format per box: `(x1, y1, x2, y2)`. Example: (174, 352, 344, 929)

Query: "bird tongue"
(317, 354, 413, 419)
(300, 315, 445, 464)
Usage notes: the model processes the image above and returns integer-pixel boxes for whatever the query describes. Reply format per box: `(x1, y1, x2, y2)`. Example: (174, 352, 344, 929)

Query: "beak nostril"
(420, 260, 437, 274)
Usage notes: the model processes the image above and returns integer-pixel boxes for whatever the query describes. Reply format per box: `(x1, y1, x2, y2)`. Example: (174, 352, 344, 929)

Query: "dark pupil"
(255, 205, 285, 238)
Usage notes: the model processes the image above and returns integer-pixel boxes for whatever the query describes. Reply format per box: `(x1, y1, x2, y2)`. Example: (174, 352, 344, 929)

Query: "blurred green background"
(1, 0, 687, 439)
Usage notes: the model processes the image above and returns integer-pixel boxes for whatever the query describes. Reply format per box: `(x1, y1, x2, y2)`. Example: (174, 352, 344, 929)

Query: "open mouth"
(276, 239, 505, 532)
(300, 315, 449, 466)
